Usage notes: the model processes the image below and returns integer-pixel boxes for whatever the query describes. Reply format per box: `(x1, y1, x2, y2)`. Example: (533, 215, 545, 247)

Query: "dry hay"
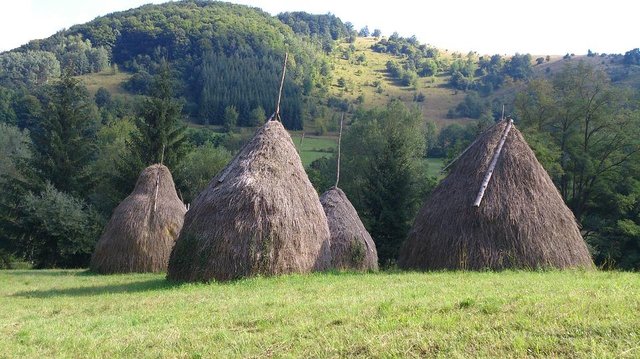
(399, 120, 593, 270)
(90, 164, 186, 273)
(320, 187, 378, 271)
(167, 120, 331, 282)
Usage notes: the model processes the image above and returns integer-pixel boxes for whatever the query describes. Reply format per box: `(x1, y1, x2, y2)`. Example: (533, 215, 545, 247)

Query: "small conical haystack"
(320, 187, 378, 271)
(167, 120, 331, 282)
(91, 164, 186, 273)
(399, 120, 593, 270)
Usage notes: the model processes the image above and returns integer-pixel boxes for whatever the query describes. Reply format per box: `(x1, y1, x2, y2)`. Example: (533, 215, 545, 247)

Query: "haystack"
(320, 187, 378, 271)
(90, 164, 186, 273)
(399, 120, 593, 270)
(167, 120, 331, 282)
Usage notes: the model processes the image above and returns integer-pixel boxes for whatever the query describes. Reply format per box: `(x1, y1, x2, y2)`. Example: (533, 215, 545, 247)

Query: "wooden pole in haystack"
(154, 144, 166, 213)
(273, 52, 288, 122)
(335, 113, 344, 188)
(472, 118, 513, 207)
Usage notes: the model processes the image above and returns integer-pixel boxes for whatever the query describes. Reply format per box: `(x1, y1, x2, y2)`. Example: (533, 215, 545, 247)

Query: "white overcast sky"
(0, 0, 636, 55)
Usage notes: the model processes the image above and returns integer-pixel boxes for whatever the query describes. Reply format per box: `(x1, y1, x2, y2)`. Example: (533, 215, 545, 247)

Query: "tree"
(28, 71, 99, 197)
(248, 106, 266, 127)
(15, 184, 103, 268)
(504, 53, 533, 80)
(339, 101, 433, 265)
(223, 105, 239, 133)
(358, 26, 370, 37)
(372, 29, 382, 38)
(174, 142, 232, 203)
(0, 50, 61, 87)
(623, 48, 640, 65)
(0, 123, 32, 267)
(0, 123, 31, 185)
(126, 61, 187, 171)
(94, 87, 112, 108)
(515, 61, 640, 268)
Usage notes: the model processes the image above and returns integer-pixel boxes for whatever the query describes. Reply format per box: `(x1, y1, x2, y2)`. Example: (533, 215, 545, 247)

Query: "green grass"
(76, 69, 132, 97)
(1, 270, 639, 358)
(329, 38, 470, 127)
(424, 157, 445, 178)
(290, 133, 338, 166)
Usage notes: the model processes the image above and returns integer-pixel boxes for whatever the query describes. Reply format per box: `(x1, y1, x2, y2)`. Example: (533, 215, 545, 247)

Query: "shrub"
(18, 184, 104, 268)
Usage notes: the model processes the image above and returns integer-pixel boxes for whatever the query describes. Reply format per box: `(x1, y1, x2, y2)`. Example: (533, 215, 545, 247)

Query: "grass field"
(424, 158, 445, 178)
(76, 69, 132, 97)
(1, 270, 638, 358)
(290, 133, 338, 166)
(329, 38, 470, 126)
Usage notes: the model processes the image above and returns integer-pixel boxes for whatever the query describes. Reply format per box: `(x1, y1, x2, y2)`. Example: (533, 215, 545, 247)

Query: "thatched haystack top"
(167, 120, 331, 282)
(90, 164, 186, 274)
(320, 187, 378, 271)
(399, 120, 593, 270)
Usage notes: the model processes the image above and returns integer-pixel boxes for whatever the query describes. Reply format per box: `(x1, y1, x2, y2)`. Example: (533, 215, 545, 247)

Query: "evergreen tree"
(339, 101, 433, 266)
(126, 61, 187, 172)
(29, 71, 99, 197)
(115, 61, 187, 202)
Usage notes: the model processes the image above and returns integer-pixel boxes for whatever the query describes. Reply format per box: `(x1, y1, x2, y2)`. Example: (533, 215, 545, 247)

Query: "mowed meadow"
(1, 270, 639, 358)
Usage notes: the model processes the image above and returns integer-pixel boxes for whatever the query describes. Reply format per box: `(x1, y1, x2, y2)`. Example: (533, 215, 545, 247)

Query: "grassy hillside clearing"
(328, 37, 470, 127)
(76, 69, 131, 97)
(1, 270, 638, 358)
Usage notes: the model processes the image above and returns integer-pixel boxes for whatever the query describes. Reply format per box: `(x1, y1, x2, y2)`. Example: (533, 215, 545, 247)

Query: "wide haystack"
(167, 120, 331, 282)
(399, 120, 593, 270)
(90, 164, 186, 273)
(320, 187, 378, 271)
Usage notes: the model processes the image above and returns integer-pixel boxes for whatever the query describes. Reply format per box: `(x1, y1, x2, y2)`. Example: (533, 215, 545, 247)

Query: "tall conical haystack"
(90, 164, 186, 273)
(399, 120, 593, 270)
(320, 187, 378, 271)
(167, 120, 331, 282)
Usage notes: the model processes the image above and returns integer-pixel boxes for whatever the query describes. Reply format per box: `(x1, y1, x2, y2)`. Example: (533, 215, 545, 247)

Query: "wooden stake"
(299, 132, 305, 147)
(473, 119, 513, 207)
(274, 52, 288, 122)
(335, 113, 344, 188)
(154, 144, 166, 213)
(154, 172, 160, 213)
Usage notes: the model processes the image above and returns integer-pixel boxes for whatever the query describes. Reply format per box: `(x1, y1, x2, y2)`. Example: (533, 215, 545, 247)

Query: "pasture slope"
(1, 270, 639, 358)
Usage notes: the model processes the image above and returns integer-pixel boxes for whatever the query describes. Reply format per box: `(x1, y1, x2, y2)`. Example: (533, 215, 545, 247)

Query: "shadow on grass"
(1, 269, 91, 277)
(12, 278, 182, 298)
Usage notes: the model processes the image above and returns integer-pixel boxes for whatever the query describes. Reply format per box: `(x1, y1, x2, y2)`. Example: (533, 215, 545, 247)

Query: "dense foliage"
(5, 1, 328, 130)
(515, 61, 640, 269)
(310, 101, 435, 266)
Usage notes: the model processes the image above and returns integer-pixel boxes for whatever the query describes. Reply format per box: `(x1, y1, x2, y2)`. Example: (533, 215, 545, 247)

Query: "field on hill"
(1, 270, 638, 358)
(329, 38, 469, 127)
(77, 69, 131, 97)
(291, 133, 337, 166)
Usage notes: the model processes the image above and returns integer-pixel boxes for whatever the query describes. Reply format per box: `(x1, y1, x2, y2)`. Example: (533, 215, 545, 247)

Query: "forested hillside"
(1, 0, 640, 271)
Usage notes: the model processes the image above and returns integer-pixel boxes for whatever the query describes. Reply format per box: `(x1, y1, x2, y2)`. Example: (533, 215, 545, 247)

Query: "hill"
(1, 269, 638, 357)
(3, 1, 638, 135)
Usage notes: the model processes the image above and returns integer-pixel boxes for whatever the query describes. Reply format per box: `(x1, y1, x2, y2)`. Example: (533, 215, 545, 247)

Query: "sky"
(0, 0, 636, 55)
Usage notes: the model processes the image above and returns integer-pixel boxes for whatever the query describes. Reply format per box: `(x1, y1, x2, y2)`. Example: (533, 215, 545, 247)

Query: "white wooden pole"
(472, 119, 513, 207)
(274, 52, 288, 121)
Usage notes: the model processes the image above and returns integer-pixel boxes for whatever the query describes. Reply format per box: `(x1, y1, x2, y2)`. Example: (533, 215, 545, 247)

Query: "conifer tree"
(29, 71, 99, 197)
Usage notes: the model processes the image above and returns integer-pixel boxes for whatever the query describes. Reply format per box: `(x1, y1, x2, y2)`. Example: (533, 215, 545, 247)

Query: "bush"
(123, 71, 153, 95)
(175, 142, 232, 203)
(18, 184, 104, 268)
